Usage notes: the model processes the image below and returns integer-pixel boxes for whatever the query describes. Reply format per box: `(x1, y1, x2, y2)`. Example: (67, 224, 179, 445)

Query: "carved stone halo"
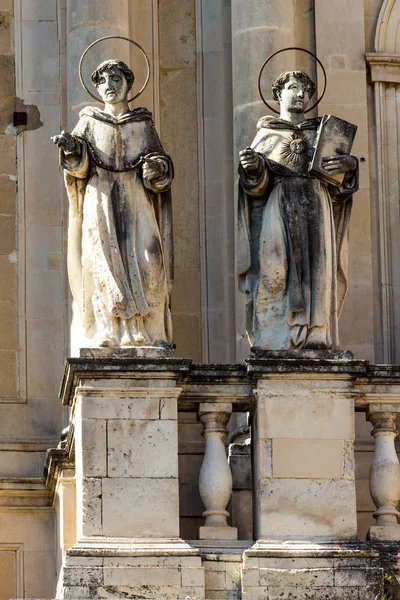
(79, 35, 151, 104)
(257, 47, 327, 114)
(281, 133, 310, 166)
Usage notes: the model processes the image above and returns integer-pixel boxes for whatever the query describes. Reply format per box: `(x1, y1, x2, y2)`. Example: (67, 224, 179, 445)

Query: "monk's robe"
(237, 116, 358, 350)
(61, 106, 173, 346)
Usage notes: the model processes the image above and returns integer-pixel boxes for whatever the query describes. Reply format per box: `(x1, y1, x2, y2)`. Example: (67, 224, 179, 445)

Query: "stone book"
(308, 114, 357, 186)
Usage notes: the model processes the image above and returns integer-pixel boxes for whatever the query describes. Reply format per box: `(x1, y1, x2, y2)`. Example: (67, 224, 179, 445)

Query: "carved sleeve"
(60, 139, 90, 180)
(238, 156, 269, 198)
(330, 157, 359, 202)
(142, 155, 174, 194)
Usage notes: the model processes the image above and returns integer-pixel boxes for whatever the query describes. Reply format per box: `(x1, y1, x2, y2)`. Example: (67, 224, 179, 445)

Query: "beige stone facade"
(0, 0, 400, 598)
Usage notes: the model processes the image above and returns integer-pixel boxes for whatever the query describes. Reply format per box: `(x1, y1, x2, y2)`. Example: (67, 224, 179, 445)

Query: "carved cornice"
(366, 52, 400, 83)
(43, 425, 75, 504)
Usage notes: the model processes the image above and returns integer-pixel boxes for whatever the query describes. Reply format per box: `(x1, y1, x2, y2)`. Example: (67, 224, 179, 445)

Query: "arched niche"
(366, 0, 400, 362)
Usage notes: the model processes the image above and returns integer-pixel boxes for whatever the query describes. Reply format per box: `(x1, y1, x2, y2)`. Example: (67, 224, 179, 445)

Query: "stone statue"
(52, 60, 173, 348)
(237, 71, 358, 350)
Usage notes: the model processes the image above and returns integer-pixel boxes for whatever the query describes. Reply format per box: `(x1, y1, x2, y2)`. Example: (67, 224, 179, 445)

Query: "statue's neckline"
(258, 115, 321, 131)
(80, 106, 153, 125)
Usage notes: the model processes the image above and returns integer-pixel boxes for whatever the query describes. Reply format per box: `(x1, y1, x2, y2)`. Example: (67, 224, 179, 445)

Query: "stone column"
(58, 356, 205, 600)
(368, 406, 400, 540)
(198, 402, 237, 540)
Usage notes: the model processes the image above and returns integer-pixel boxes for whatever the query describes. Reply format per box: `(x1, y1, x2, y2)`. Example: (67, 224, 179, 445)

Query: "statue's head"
(272, 70, 316, 114)
(91, 60, 134, 104)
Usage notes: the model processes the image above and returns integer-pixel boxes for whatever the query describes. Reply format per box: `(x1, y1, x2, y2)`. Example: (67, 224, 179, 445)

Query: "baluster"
(198, 402, 238, 540)
(368, 407, 400, 540)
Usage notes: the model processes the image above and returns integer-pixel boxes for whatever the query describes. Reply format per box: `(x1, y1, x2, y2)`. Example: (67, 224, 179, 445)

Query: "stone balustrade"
(43, 357, 400, 600)
(355, 367, 400, 542)
(368, 407, 400, 538)
(198, 402, 238, 540)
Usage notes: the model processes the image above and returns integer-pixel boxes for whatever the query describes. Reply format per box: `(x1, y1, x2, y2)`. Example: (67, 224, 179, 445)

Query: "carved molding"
(366, 52, 400, 82)
(375, 0, 400, 53)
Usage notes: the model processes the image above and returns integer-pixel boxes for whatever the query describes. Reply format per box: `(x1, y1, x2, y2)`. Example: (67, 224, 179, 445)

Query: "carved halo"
(257, 47, 327, 114)
(79, 35, 151, 103)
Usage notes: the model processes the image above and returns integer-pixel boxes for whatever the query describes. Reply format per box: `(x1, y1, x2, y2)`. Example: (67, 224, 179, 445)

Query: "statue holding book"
(237, 69, 358, 350)
(52, 41, 174, 349)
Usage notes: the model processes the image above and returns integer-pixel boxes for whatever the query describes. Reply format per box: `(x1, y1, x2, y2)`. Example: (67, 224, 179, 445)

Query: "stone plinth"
(248, 352, 365, 541)
(241, 353, 383, 598)
(57, 353, 205, 600)
(242, 541, 383, 600)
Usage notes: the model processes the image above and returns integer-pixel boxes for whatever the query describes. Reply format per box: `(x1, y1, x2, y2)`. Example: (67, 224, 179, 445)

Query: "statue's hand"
(239, 147, 263, 176)
(322, 151, 357, 175)
(51, 130, 78, 154)
(142, 156, 167, 181)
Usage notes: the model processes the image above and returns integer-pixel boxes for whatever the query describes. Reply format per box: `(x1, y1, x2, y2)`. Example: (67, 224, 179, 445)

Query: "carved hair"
(91, 60, 135, 91)
(272, 71, 316, 102)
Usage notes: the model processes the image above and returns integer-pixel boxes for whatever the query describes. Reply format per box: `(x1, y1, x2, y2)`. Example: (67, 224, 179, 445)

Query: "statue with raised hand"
(52, 54, 173, 348)
(237, 67, 358, 351)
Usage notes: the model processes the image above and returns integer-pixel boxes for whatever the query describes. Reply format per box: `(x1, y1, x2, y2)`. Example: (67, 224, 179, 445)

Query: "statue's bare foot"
(132, 333, 145, 345)
(98, 337, 116, 347)
(120, 320, 133, 346)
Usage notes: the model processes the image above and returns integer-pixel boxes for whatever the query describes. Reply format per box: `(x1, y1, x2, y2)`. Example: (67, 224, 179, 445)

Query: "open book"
(308, 114, 357, 186)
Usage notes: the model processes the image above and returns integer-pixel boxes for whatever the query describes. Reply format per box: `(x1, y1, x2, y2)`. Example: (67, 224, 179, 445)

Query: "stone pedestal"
(57, 352, 205, 600)
(242, 541, 383, 600)
(242, 352, 383, 599)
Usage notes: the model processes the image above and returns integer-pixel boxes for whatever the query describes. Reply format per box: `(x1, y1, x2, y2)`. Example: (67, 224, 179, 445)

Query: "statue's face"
(279, 77, 310, 114)
(96, 66, 129, 104)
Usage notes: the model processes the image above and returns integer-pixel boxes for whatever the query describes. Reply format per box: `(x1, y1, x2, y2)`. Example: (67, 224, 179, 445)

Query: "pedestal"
(242, 352, 383, 599)
(58, 350, 205, 600)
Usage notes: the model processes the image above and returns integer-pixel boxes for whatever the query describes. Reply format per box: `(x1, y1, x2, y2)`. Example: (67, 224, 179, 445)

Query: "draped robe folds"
(237, 116, 358, 350)
(61, 106, 174, 347)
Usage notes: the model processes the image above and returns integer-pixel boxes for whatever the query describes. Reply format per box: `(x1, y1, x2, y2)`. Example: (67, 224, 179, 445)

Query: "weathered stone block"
(334, 567, 367, 586)
(101, 477, 179, 537)
(257, 478, 357, 538)
(107, 419, 178, 478)
(103, 566, 182, 587)
(63, 585, 90, 599)
(205, 569, 227, 590)
(63, 566, 103, 587)
(81, 393, 178, 421)
(258, 557, 334, 569)
(103, 555, 200, 569)
(241, 568, 260, 587)
(259, 567, 334, 587)
(181, 567, 205, 587)
(272, 439, 343, 479)
(80, 477, 102, 536)
(256, 395, 354, 440)
(77, 419, 107, 477)
(267, 586, 359, 600)
(241, 585, 269, 600)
